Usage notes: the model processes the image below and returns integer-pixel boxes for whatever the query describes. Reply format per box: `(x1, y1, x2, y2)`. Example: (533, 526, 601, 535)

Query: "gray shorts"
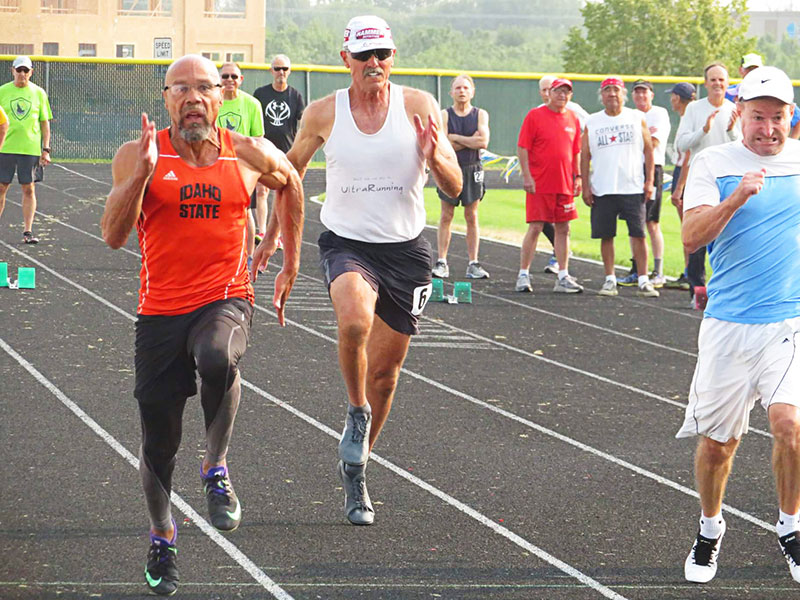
(590, 193, 646, 239)
(437, 163, 485, 207)
(0, 153, 39, 185)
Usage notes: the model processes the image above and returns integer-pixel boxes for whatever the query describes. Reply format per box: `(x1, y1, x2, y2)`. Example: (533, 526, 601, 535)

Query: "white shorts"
(676, 317, 800, 442)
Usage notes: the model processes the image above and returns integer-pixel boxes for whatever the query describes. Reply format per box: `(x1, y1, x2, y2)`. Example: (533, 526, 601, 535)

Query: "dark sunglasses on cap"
(272, 66, 289, 72)
(350, 48, 393, 62)
(221, 73, 239, 80)
(15, 67, 30, 73)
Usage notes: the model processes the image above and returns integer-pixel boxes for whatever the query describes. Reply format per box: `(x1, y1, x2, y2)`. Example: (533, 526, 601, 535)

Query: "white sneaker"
(432, 260, 449, 278)
(779, 531, 800, 583)
(637, 281, 660, 297)
(598, 280, 618, 296)
(685, 522, 726, 583)
(515, 273, 532, 292)
(553, 275, 584, 293)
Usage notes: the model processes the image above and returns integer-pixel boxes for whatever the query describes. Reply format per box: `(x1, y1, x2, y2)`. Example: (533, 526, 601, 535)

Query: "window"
(226, 52, 245, 62)
(118, 0, 170, 16)
(201, 51, 221, 61)
(41, 0, 98, 14)
(43, 42, 60, 56)
(78, 43, 97, 57)
(204, 0, 245, 18)
(0, 43, 34, 54)
(116, 44, 135, 58)
(0, 0, 21, 13)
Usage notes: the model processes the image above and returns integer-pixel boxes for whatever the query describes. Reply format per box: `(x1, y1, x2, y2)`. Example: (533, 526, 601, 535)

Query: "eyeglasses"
(15, 67, 30, 74)
(350, 48, 393, 62)
(272, 66, 289, 72)
(550, 87, 571, 95)
(221, 73, 239, 80)
(163, 83, 222, 97)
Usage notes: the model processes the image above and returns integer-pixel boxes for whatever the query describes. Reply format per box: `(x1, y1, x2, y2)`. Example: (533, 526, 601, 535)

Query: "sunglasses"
(350, 48, 393, 62)
(15, 67, 30, 73)
(272, 66, 289, 72)
(221, 73, 239, 80)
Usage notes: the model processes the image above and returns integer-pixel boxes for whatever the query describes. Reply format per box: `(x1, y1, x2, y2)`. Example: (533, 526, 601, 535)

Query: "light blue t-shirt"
(684, 139, 800, 323)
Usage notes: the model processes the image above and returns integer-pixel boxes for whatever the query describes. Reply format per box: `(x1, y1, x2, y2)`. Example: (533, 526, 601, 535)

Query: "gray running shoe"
(553, 275, 584, 293)
(515, 273, 532, 292)
(543, 253, 558, 274)
(338, 405, 371, 466)
(201, 466, 241, 532)
(465, 262, 489, 279)
(338, 460, 374, 526)
(598, 280, 618, 296)
(432, 260, 449, 278)
(637, 281, 660, 297)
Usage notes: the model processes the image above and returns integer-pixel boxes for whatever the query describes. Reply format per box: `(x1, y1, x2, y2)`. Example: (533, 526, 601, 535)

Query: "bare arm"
(285, 96, 332, 179)
(101, 114, 157, 249)
(449, 108, 490, 150)
(642, 118, 654, 200)
(682, 169, 765, 252)
(442, 109, 464, 151)
(580, 129, 592, 206)
(517, 146, 534, 194)
(671, 149, 691, 213)
(0, 121, 7, 152)
(40, 119, 51, 165)
(409, 90, 461, 198)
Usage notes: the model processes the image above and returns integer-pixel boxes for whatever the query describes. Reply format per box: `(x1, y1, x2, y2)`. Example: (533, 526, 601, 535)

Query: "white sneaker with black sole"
(685, 521, 726, 583)
(779, 530, 800, 582)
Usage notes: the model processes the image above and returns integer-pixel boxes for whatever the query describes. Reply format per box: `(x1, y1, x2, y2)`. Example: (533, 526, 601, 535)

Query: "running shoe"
(684, 522, 725, 583)
(637, 281, 660, 297)
(553, 275, 584, 293)
(145, 524, 179, 596)
(515, 273, 532, 293)
(617, 272, 638, 287)
(22, 231, 38, 244)
(779, 531, 800, 582)
(465, 262, 489, 279)
(650, 272, 666, 288)
(543, 253, 558, 274)
(254, 231, 264, 246)
(276, 235, 283, 250)
(201, 466, 241, 532)
(598, 280, 618, 296)
(665, 273, 691, 290)
(432, 259, 449, 279)
(338, 405, 371, 466)
(338, 460, 374, 526)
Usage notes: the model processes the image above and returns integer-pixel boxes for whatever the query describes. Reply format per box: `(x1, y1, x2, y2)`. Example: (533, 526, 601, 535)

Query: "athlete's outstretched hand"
(272, 267, 296, 327)
(137, 113, 158, 178)
(414, 113, 439, 160)
(250, 235, 278, 283)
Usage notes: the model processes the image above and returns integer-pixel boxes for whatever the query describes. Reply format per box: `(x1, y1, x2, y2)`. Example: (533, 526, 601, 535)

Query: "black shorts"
(134, 297, 253, 405)
(0, 153, 39, 185)
(437, 163, 485, 207)
(249, 189, 258, 210)
(671, 165, 683, 196)
(318, 230, 433, 336)
(590, 193, 646, 239)
(645, 165, 664, 223)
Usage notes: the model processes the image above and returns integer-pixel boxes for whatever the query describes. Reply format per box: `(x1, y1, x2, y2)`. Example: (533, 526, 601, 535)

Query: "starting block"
(453, 281, 472, 304)
(0, 262, 7, 287)
(693, 286, 707, 310)
(430, 277, 445, 302)
(3, 264, 36, 289)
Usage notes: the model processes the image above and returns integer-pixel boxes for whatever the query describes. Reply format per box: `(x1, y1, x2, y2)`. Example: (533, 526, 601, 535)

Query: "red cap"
(601, 77, 625, 89)
(550, 78, 573, 91)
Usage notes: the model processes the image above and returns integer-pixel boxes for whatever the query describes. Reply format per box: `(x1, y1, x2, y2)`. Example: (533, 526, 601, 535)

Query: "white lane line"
(0, 337, 294, 600)
(0, 252, 627, 600)
(52, 162, 113, 186)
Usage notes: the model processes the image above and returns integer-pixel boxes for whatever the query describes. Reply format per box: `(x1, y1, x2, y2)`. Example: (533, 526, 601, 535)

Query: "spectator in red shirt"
(515, 78, 583, 294)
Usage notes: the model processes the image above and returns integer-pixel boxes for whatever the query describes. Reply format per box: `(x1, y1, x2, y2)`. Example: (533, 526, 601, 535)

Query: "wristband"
(42, 148, 51, 153)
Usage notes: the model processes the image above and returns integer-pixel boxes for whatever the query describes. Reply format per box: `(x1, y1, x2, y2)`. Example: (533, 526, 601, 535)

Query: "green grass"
(424, 187, 687, 277)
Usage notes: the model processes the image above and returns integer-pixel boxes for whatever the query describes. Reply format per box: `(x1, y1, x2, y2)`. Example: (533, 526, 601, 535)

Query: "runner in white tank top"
(286, 15, 461, 527)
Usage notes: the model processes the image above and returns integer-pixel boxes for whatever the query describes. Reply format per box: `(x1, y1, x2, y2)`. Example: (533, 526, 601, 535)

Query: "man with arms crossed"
(515, 77, 582, 294)
(101, 54, 303, 595)
(678, 66, 800, 585)
(281, 15, 461, 526)
(432, 74, 490, 280)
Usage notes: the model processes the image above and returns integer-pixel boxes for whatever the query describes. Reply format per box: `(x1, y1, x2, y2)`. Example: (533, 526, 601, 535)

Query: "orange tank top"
(136, 128, 254, 315)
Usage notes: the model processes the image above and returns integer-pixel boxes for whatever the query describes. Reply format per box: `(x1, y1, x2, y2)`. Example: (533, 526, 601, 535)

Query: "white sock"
(777, 510, 800, 537)
(605, 274, 616, 284)
(638, 274, 650, 287)
(699, 512, 725, 539)
(518, 269, 529, 276)
(558, 269, 568, 280)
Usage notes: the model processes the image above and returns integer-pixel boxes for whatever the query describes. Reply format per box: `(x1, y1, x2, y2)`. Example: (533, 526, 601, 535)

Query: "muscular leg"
(365, 316, 411, 451)
(631, 236, 649, 277)
(554, 221, 571, 271)
(247, 209, 256, 257)
(464, 200, 480, 263)
(770, 404, 800, 515)
(695, 436, 740, 517)
(437, 201, 455, 261)
(600, 238, 616, 277)
(21, 183, 35, 232)
(519, 221, 543, 270)
(0, 182, 8, 220)
(647, 221, 664, 270)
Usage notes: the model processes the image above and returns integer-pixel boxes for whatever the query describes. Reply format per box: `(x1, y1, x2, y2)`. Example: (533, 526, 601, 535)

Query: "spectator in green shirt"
(217, 62, 265, 261)
(0, 56, 53, 244)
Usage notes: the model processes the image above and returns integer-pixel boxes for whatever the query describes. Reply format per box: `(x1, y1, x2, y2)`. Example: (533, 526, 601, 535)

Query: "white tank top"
(586, 107, 645, 196)
(321, 84, 426, 243)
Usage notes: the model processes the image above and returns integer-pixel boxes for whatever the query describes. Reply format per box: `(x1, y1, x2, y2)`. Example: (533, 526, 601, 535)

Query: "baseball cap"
(343, 15, 396, 53)
(738, 66, 795, 104)
(665, 82, 695, 100)
(12, 56, 32, 70)
(632, 79, 653, 91)
(741, 53, 763, 69)
(550, 78, 573, 91)
(601, 77, 625, 89)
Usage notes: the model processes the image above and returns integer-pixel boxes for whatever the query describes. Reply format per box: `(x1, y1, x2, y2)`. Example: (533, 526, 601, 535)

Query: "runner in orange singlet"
(101, 54, 303, 596)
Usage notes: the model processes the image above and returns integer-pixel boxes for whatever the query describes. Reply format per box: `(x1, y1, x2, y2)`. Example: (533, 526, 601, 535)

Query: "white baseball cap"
(738, 66, 795, 105)
(342, 15, 395, 53)
(12, 56, 33, 70)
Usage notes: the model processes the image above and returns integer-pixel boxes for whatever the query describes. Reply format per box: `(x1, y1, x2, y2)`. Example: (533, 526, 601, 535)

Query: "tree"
(757, 35, 800, 79)
(562, 0, 753, 76)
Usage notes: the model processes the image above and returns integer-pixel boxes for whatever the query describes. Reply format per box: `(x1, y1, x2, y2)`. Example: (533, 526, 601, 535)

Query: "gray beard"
(179, 122, 210, 143)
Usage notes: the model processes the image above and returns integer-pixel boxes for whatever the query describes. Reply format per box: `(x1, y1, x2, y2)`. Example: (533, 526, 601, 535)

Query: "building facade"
(0, 0, 266, 63)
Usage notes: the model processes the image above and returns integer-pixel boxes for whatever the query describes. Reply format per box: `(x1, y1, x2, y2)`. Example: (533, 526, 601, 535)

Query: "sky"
(746, 0, 800, 9)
